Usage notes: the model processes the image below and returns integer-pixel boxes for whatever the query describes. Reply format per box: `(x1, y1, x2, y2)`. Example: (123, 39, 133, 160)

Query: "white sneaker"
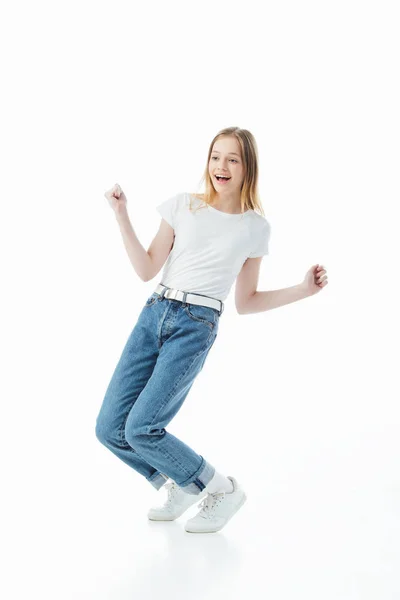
(184, 476, 247, 533)
(147, 480, 208, 521)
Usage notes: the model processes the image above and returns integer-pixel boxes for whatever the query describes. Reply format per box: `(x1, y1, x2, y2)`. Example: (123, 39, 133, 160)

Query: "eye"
(211, 157, 238, 162)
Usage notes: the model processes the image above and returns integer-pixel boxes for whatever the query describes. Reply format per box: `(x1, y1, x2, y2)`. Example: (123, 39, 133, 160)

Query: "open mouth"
(215, 175, 231, 184)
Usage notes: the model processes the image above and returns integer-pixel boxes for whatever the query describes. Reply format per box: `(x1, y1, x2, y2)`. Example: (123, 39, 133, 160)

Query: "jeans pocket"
(184, 303, 218, 329)
(144, 293, 158, 307)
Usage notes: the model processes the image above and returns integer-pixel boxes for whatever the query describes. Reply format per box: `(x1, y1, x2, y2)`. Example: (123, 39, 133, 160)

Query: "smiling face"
(208, 136, 245, 195)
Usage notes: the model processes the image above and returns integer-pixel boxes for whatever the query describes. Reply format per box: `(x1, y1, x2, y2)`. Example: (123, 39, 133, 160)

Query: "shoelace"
(164, 481, 179, 506)
(196, 491, 226, 519)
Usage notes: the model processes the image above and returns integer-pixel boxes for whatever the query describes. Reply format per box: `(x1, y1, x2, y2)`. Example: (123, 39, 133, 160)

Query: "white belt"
(154, 283, 224, 316)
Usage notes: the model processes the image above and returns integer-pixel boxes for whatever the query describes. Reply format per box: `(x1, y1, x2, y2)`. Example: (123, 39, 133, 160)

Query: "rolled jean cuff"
(148, 472, 169, 491)
(178, 457, 215, 495)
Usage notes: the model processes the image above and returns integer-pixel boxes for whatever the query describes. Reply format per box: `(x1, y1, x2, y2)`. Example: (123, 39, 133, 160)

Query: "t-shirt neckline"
(207, 204, 251, 217)
(188, 193, 252, 217)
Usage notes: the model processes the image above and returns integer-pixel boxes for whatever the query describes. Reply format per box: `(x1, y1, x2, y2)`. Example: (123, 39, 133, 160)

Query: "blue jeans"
(95, 289, 220, 495)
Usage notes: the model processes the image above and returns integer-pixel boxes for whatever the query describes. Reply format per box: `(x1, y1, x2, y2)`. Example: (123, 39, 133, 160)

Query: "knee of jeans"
(125, 422, 163, 447)
(95, 417, 115, 445)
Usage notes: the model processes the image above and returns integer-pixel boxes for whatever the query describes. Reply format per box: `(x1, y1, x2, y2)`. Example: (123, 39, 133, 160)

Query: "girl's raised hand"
(104, 183, 127, 212)
(302, 264, 328, 296)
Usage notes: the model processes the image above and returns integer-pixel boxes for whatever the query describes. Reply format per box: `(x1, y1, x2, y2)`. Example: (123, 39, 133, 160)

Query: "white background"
(1, 1, 399, 598)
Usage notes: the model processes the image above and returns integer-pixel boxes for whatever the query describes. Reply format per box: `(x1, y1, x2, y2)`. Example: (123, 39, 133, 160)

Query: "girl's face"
(208, 136, 245, 195)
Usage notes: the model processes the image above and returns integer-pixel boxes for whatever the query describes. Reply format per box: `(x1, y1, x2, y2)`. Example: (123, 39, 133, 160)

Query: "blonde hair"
(189, 126, 265, 217)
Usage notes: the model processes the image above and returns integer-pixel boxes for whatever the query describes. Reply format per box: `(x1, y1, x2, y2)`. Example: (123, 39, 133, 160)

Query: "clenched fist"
(104, 183, 127, 212)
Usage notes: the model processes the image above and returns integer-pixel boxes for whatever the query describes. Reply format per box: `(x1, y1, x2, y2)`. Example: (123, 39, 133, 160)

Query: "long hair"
(189, 126, 265, 217)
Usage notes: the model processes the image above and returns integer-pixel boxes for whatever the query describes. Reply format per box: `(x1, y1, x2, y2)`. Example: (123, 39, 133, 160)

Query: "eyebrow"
(211, 151, 240, 156)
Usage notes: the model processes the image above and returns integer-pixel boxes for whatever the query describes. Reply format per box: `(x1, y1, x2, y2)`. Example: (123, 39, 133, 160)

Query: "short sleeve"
(248, 220, 271, 258)
(156, 194, 179, 229)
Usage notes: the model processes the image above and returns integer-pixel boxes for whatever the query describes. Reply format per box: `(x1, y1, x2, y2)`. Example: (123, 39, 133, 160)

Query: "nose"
(217, 161, 230, 172)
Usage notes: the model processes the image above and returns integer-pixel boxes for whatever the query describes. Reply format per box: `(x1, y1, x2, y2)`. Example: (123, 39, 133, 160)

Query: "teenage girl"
(95, 126, 328, 534)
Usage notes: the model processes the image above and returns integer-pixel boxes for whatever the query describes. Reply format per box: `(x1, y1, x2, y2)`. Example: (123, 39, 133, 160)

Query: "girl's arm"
(238, 283, 312, 314)
(114, 205, 153, 281)
(237, 263, 328, 315)
(115, 206, 175, 282)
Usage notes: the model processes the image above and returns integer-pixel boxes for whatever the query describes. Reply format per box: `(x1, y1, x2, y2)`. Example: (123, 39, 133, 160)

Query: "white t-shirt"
(155, 192, 271, 302)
